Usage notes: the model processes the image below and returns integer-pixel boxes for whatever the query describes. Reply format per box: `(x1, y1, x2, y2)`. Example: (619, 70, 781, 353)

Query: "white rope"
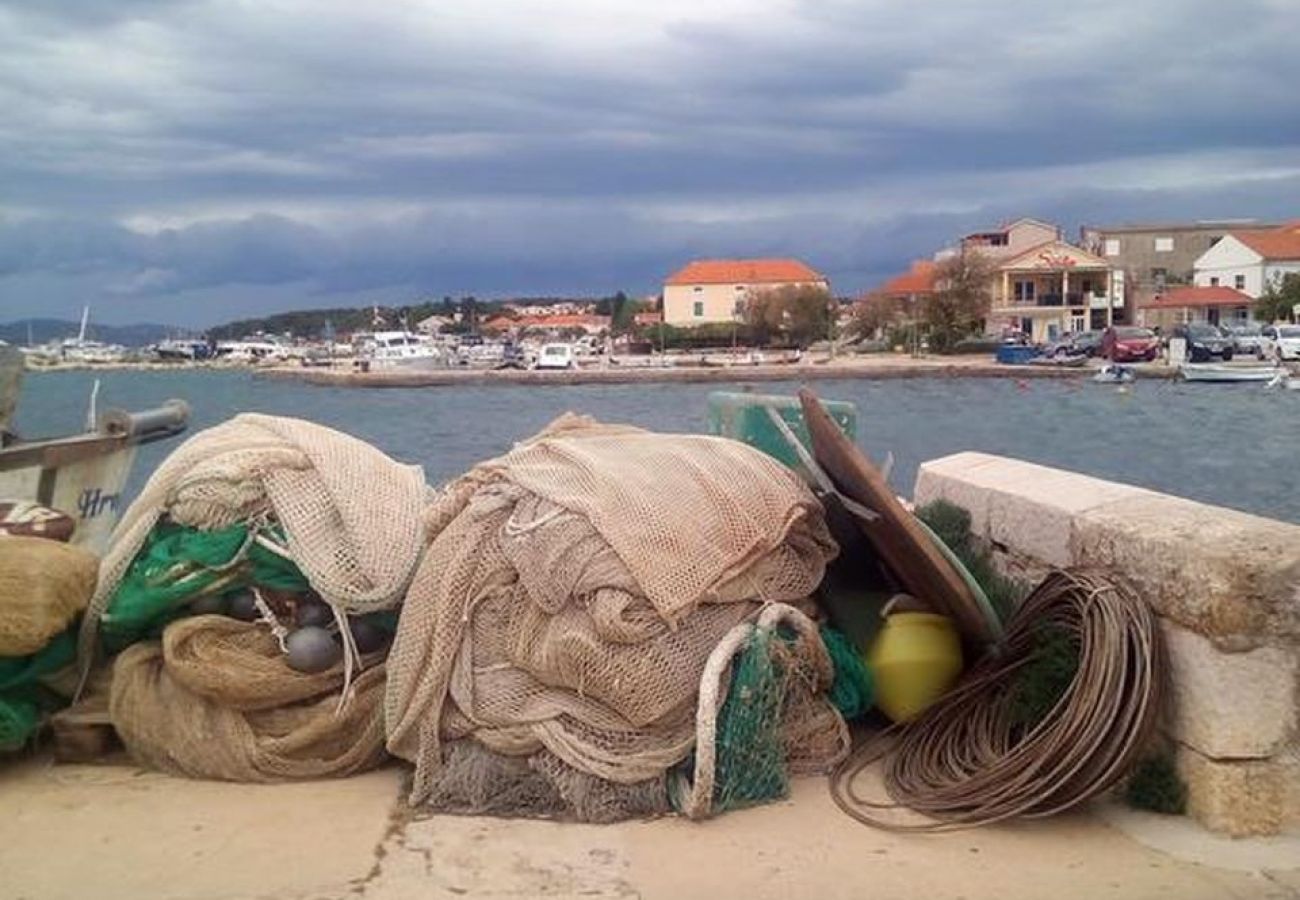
(250, 586, 290, 653)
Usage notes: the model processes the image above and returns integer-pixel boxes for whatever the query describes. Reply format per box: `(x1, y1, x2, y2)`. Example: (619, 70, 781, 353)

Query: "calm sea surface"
(14, 369, 1300, 524)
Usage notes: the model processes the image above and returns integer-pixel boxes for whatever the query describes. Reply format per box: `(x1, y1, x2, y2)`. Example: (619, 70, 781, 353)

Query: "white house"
(1193, 222, 1300, 298)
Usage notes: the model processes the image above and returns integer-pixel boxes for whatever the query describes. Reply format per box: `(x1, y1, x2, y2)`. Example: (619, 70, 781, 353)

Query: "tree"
(1254, 273, 1300, 324)
(847, 290, 906, 341)
(743, 284, 834, 347)
(923, 252, 994, 350)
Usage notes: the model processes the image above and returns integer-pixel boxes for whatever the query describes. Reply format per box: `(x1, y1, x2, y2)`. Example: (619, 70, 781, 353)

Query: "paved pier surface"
(3, 758, 1297, 900)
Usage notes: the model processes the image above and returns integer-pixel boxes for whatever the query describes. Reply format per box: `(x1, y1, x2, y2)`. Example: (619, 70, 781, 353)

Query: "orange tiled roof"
(1144, 286, 1253, 309)
(1232, 223, 1300, 260)
(665, 258, 826, 286)
(514, 314, 611, 328)
(879, 259, 936, 295)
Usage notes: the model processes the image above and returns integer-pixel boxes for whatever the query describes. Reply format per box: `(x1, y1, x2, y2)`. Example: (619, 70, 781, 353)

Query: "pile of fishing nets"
(79, 413, 427, 781)
(44, 410, 858, 822)
(385, 414, 852, 821)
(0, 535, 97, 752)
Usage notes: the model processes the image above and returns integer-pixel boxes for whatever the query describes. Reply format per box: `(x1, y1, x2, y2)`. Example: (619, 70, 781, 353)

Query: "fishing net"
(82, 414, 428, 670)
(423, 741, 671, 823)
(673, 603, 851, 818)
(0, 537, 97, 657)
(110, 616, 387, 781)
(386, 414, 846, 817)
(101, 522, 310, 650)
(0, 628, 78, 752)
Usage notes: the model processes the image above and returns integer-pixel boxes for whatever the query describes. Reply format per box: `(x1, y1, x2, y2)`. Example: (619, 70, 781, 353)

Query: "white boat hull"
(0, 446, 136, 552)
(1181, 364, 1280, 383)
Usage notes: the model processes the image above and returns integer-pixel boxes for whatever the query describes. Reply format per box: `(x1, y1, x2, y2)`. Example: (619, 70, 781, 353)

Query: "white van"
(535, 343, 575, 370)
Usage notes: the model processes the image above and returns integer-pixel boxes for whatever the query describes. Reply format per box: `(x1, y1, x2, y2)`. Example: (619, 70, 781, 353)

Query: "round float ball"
(348, 616, 390, 654)
(295, 598, 334, 629)
(227, 590, 259, 621)
(285, 626, 342, 673)
(190, 593, 228, 616)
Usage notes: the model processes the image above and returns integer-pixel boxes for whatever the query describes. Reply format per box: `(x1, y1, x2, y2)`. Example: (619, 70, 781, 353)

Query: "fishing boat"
(357, 331, 449, 371)
(0, 345, 190, 551)
(1180, 363, 1281, 383)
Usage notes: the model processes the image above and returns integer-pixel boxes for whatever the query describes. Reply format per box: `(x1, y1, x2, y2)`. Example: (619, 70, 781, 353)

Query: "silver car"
(1224, 324, 1264, 355)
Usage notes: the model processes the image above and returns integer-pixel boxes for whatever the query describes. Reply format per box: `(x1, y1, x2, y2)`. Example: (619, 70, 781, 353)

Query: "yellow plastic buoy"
(866, 612, 963, 723)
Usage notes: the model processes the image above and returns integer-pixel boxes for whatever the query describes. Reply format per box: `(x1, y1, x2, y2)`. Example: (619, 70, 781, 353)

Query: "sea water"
(14, 368, 1300, 524)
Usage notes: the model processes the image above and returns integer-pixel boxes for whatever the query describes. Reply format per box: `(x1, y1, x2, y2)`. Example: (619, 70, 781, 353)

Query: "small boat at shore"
(1028, 353, 1088, 368)
(1093, 363, 1135, 384)
(0, 345, 190, 551)
(1180, 363, 1281, 383)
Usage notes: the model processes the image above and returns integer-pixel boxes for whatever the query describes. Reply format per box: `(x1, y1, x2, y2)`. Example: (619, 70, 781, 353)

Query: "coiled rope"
(831, 569, 1164, 831)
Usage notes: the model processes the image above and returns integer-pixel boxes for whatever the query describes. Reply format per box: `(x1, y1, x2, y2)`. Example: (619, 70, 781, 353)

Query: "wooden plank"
(798, 387, 995, 645)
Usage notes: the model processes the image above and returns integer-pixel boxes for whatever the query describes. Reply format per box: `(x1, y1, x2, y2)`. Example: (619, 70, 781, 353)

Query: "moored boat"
(0, 345, 190, 551)
(1180, 363, 1281, 383)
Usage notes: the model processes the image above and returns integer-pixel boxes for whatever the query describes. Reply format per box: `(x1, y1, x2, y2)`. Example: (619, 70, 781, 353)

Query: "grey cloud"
(1, 0, 1298, 324)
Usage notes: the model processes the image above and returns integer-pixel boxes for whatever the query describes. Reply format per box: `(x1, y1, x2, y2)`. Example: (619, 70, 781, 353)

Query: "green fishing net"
(0, 628, 77, 752)
(711, 626, 789, 812)
(820, 625, 874, 721)
(103, 521, 310, 649)
(705, 624, 871, 814)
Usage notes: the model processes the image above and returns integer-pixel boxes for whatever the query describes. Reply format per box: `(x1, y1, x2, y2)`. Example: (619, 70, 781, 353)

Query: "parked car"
(1223, 324, 1264, 356)
(1173, 323, 1233, 362)
(1044, 330, 1102, 358)
(1260, 324, 1300, 361)
(1101, 326, 1161, 362)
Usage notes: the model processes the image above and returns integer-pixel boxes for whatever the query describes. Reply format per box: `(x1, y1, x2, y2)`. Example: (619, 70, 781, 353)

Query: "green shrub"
(1125, 755, 1187, 815)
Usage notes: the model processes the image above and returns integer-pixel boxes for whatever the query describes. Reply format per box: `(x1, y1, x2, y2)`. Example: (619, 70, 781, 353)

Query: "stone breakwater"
(257, 356, 1165, 388)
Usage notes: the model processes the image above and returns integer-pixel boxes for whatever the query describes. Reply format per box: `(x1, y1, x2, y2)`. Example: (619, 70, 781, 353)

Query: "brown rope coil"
(831, 569, 1164, 831)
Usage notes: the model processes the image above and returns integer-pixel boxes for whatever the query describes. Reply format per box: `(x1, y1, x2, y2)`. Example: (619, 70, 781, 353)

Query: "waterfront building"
(662, 258, 829, 326)
(1079, 220, 1280, 318)
(960, 218, 1060, 260)
(1192, 221, 1300, 299)
(984, 238, 1121, 343)
(1138, 285, 1255, 330)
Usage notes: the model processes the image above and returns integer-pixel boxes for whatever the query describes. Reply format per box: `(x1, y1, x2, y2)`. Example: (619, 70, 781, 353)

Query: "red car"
(1101, 326, 1160, 362)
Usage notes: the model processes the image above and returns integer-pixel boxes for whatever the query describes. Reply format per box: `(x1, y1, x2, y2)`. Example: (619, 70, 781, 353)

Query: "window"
(692, 286, 702, 293)
(693, 301, 704, 317)
(1013, 280, 1035, 302)
(1155, 237, 1174, 252)
(1151, 268, 1167, 290)
(734, 285, 745, 291)
(1209, 276, 1220, 286)
(1104, 239, 1120, 256)
(733, 298, 745, 315)
(1235, 274, 1246, 290)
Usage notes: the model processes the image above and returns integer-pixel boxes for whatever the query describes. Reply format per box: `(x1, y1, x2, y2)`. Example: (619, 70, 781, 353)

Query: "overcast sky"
(2, 0, 1299, 326)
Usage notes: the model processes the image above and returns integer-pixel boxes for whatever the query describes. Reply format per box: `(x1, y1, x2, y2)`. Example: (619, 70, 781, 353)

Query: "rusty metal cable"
(830, 569, 1164, 831)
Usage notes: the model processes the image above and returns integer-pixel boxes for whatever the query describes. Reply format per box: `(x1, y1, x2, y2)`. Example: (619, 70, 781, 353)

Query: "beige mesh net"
(81, 414, 428, 670)
(385, 414, 844, 809)
(109, 616, 387, 781)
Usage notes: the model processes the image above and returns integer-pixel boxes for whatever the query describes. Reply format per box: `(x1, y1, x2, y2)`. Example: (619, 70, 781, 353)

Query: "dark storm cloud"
(1, 0, 1298, 325)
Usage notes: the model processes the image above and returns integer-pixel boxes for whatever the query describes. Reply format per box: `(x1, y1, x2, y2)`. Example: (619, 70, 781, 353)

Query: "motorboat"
(1092, 363, 1135, 384)
(358, 331, 449, 371)
(1180, 363, 1281, 383)
(0, 345, 190, 551)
